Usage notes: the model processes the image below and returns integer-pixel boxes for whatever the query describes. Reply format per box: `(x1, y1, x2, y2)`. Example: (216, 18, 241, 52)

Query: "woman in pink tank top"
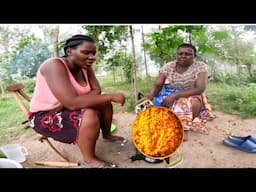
(29, 34, 126, 168)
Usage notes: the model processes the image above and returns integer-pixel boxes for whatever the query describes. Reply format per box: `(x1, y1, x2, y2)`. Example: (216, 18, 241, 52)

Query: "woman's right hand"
(50, 102, 64, 112)
(111, 93, 126, 106)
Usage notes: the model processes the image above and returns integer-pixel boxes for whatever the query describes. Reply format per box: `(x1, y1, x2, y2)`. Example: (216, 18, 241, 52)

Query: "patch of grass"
(0, 97, 32, 145)
(206, 82, 256, 118)
(0, 98, 27, 127)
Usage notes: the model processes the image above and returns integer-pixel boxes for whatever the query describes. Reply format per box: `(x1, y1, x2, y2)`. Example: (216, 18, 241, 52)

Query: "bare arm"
(162, 72, 208, 107)
(174, 72, 207, 98)
(86, 66, 101, 95)
(145, 73, 166, 100)
(41, 59, 125, 110)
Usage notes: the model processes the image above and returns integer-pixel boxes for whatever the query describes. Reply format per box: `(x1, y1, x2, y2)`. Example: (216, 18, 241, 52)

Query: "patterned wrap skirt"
(28, 109, 85, 144)
(153, 85, 213, 134)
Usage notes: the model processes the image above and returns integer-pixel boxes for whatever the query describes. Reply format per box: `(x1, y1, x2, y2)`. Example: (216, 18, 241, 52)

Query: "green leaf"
(0, 150, 7, 158)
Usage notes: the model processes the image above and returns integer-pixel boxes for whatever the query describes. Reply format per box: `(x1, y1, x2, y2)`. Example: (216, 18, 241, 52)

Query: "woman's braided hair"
(63, 34, 95, 57)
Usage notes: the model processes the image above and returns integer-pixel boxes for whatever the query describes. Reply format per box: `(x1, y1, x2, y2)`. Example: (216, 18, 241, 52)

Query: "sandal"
(228, 135, 256, 144)
(223, 137, 256, 153)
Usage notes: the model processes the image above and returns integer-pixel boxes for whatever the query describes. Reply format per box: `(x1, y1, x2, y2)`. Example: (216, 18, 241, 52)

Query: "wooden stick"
(18, 89, 31, 102)
(35, 161, 80, 167)
(11, 92, 29, 115)
(39, 136, 70, 162)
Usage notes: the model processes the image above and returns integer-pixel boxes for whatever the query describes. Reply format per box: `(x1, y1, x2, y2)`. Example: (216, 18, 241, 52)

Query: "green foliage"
(23, 79, 35, 94)
(10, 39, 51, 78)
(144, 25, 210, 67)
(222, 86, 256, 118)
(144, 26, 184, 67)
(0, 53, 12, 83)
(206, 83, 256, 118)
(212, 31, 230, 40)
(82, 25, 129, 65)
(0, 150, 6, 158)
(208, 26, 255, 72)
(104, 51, 133, 82)
(213, 71, 249, 86)
(248, 70, 256, 83)
(16, 35, 37, 51)
(0, 28, 32, 83)
(125, 96, 136, 112)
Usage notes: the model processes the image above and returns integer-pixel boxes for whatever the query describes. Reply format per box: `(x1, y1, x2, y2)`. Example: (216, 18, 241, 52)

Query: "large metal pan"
(132, 99, 184, 168)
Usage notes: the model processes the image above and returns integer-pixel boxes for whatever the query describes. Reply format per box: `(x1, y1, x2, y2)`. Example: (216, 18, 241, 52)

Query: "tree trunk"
(246, 63, 252, 78)
(113, 69, 116, 83)
(232, 27, 242, 73)
(141, 25, 150, 82)
(54, 25, 59, 57)
(0, 83, 5, 97)
(129, 25, 138, 101)
(157, 25, 165, 66)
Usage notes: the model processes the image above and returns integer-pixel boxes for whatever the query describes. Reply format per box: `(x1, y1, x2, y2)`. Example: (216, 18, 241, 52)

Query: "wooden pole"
(11, 92, 29, 115)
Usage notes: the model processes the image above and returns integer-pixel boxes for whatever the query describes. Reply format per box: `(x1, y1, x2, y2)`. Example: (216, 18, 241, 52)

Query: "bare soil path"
(12, 111, 256, 168)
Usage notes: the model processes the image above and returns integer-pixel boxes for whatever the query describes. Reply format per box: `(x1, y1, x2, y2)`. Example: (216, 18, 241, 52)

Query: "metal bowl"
(0, 158, 23, 168)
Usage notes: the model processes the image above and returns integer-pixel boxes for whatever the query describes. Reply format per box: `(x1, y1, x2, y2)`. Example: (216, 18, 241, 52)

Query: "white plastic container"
(0, 158, 23, 168)
(0, 144, 28, 163)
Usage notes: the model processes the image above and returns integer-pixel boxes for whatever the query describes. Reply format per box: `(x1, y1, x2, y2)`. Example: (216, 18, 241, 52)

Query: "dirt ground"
(10, 111, 256, 168)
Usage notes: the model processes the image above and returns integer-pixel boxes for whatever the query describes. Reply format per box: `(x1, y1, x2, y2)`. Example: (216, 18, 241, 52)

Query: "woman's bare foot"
(103, 135, 127, 143)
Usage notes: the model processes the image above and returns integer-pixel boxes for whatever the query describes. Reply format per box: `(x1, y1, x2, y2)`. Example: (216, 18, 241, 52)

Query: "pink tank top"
(29, 57, 91, 112)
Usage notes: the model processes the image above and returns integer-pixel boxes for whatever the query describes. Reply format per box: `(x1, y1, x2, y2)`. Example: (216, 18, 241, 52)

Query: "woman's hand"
(111, 93, 126, 106)
(162, 94, 177, 108)
(144, 94, 154, 101)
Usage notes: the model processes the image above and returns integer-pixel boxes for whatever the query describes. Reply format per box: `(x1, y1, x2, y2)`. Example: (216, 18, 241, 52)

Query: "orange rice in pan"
(132, 106, 183, 159)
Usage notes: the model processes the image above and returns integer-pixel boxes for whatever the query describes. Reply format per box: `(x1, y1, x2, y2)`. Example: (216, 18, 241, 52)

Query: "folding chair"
(6, 83, 70, 162)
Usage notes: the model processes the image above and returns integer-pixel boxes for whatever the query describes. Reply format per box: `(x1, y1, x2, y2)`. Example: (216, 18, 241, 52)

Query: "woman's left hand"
(162, 94, 177, 108)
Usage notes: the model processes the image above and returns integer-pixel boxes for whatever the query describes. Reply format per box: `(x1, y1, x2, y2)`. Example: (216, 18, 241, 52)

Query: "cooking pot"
(132, 98, 184, 168)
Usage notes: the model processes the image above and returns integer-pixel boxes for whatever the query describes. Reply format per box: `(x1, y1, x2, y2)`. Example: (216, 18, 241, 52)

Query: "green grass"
(206, 82, 256, 118)
(0, 97, 33, 145)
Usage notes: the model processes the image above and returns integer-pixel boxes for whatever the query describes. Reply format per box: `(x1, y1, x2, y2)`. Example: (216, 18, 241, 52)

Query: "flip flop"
(223, 137, 256, 153)
(228, 135, 256, 144)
